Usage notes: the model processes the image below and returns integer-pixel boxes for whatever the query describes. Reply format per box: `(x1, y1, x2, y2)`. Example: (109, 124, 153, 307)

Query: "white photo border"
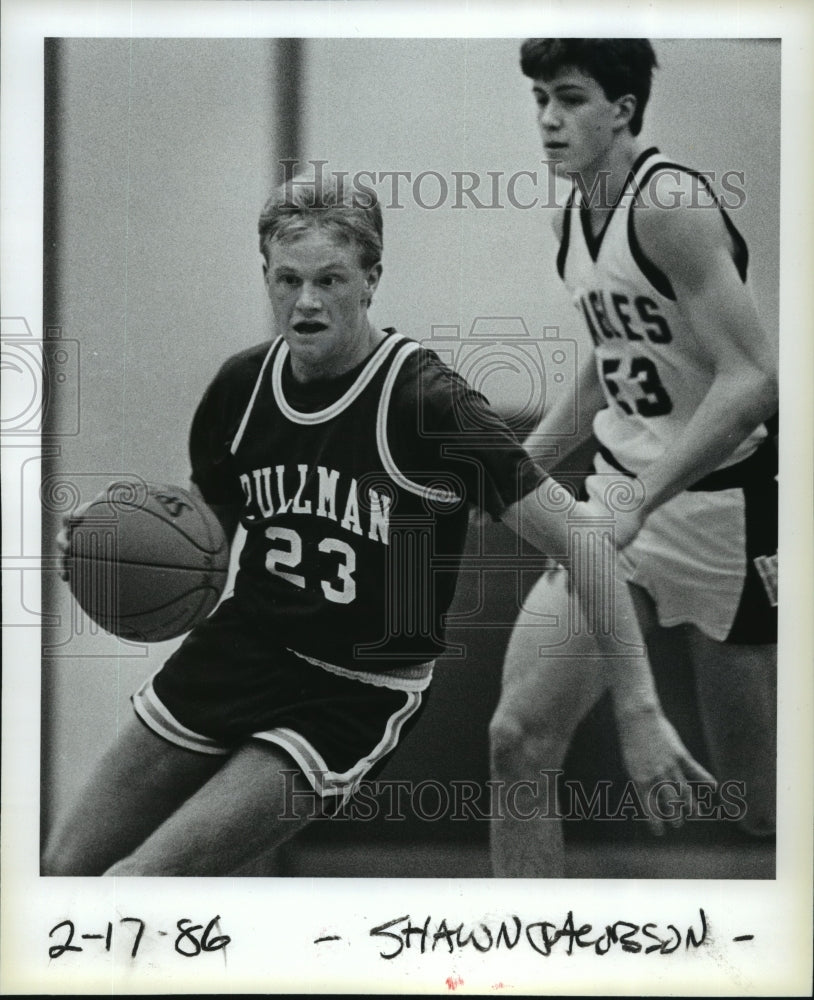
(1, 1, 812, 995)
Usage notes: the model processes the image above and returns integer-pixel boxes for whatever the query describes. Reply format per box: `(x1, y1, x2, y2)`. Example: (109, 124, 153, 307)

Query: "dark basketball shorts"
(588, 441, 778, 645)
(132, 598, 433, 804)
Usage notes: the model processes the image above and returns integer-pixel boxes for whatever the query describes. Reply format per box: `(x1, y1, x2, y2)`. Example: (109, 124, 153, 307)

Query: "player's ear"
(613, 93, 637, 131)
(365, 261, 383, 305)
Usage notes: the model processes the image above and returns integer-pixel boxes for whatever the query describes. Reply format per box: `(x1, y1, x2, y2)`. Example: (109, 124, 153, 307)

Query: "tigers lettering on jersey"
(579, 291, 673, 346)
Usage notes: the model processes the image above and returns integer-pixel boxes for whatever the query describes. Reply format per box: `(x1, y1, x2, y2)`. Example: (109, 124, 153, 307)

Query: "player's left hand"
(616, 706, 716, 836)
(56, 501, 91, 582)
(582, 476, 647, 549)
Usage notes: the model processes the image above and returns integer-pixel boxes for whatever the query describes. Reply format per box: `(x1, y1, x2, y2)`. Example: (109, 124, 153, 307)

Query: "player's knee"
(489, 710, 567, 780)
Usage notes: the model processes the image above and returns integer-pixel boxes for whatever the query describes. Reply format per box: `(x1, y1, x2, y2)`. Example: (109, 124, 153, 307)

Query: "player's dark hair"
(258, 167, 383, 271)
(519, 39, 658, 136)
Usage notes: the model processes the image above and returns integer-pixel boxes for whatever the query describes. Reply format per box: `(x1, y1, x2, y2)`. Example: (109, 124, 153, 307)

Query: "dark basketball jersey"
(189, 330, 545, 671)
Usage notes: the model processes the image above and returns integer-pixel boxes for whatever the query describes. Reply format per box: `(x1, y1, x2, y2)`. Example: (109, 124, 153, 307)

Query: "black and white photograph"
(1, 1, 812, 995)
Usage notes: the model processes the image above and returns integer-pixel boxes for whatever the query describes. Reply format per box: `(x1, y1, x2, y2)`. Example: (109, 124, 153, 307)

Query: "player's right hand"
(581, 480, 646, 549)
(617, 705, 716, 836)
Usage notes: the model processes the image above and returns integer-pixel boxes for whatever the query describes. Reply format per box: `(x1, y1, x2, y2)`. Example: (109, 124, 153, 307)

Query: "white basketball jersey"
(558, 148, 766, 474)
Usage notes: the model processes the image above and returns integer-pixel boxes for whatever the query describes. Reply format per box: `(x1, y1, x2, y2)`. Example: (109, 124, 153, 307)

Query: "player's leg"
(41, 712, 225, 876)
(103, 740, 324, 876)
(688, 634, 776, 837)
(101, 647, 428, 875)
(489, 568, 608, 877)
(686, 472, 778, 838)
(632, 473, 777, 837)
(624, 574, 776, 836)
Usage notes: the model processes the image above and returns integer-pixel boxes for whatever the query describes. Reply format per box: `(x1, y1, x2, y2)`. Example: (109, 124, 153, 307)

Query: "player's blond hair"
(258, 166, 383, 271)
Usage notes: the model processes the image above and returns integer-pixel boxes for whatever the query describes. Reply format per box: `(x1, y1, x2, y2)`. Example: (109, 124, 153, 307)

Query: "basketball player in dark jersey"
(490, 39, 778, 876)
(44, 168, 706, 876)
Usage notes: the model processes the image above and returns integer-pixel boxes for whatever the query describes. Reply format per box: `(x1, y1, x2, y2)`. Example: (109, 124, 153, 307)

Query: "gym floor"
(279, 838, 775, 880)
(236, 817, 775, 879)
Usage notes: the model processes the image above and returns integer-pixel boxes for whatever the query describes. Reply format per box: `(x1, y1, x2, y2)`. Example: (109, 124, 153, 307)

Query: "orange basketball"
(67, 481, 229, 642)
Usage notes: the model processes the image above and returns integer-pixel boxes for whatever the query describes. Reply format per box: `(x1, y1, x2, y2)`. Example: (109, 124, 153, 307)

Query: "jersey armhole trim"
(556, 193, 574, 279)
(376, 343, 463, 504)
(229, 339, 280, 455)
(629, 160, 750, 300)
(627, 194, 676, 301)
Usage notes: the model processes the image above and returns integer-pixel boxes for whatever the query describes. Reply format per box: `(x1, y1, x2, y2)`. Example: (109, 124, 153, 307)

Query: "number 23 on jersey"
(265, 525, 356, 604)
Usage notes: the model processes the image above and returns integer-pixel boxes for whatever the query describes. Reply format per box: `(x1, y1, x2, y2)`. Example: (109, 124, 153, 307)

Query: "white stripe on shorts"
(132, 675, 231, 756)
(132, 661, 425, 803)
(253, 689, 424, 805)
(288, 648, 434, 692)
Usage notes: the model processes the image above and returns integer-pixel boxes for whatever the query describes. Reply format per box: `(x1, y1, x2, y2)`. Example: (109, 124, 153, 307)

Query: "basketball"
(67, 480, 230, 642)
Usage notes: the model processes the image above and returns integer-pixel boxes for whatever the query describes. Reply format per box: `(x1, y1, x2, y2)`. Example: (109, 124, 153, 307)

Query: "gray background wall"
(41, 38, 278, 830)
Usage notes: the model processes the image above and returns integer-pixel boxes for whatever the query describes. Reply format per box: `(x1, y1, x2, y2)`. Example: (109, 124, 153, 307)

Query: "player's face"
(531, 67, 627, 176)
(263, 228, 382, 381)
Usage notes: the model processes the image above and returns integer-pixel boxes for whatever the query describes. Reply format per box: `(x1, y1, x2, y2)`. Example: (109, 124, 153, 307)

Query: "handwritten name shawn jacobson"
(367, 908, 719, 959)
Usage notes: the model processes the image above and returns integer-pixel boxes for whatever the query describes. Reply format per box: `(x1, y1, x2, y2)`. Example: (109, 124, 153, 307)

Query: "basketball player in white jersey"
(490, 39, 778, 876)
(45, 167, 706, 876)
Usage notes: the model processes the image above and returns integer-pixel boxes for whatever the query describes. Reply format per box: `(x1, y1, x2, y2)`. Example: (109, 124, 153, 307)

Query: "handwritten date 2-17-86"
(47, 915, 229, 960)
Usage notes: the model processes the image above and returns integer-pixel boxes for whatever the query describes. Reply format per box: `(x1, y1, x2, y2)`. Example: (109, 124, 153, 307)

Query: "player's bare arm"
(521, 208, 605, 464)
(627, 173, 778, 521)
(523, 339, 604, 463)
